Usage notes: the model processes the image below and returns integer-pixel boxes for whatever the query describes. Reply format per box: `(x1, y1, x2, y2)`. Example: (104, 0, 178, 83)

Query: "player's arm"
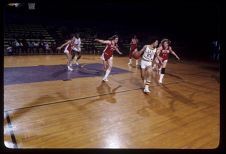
(169, 47, 180, 60)
(138, 45, 146, 54)
(57, 40, 70, 49)
(115, 46, 122, 55)
(94, 39, 111, 44)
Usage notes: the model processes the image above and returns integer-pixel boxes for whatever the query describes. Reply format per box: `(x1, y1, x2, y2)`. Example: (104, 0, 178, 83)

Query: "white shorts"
(141, 60, 152, 69)
(73, 47, 81, 52)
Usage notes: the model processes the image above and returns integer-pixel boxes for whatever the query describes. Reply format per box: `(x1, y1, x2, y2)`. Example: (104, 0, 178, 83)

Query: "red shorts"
(159, 57, 168, 63)
(103, 52, 112, 61)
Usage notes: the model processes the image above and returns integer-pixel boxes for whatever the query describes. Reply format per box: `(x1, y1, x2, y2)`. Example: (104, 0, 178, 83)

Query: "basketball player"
(128, 35, 139, 66)
(71, 33, 82, 66)
(155, 38, 180, 84)
(139, 38, 160, 93)
(94, 35, 122, 82)
(57, 35, 76, 71)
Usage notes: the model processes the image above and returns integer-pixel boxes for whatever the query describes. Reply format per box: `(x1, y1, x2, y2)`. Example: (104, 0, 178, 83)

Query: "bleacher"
(4, 24, 132, 56)
(4, 24, 56, 55)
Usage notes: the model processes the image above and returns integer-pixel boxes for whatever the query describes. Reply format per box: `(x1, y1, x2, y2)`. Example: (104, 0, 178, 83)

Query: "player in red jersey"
(95, 35, 122, 82)
(57, 35, 76, 71)
(128, 35, 139, 66)
(155, 38, 180, 84)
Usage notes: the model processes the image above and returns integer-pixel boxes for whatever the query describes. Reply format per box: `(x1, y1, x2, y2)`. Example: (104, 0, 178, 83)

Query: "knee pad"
(161, 68, 165, 74)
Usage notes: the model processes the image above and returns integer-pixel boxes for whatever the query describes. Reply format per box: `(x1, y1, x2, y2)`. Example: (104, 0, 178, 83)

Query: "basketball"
(132, 51, 141, 59)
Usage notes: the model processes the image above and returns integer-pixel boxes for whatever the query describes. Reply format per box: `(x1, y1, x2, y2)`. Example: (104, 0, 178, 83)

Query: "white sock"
(103, 69, 111, 79)
(159, 74, 164, 82)
(145, 84, 149, 90)
(144, 79, 146, 85)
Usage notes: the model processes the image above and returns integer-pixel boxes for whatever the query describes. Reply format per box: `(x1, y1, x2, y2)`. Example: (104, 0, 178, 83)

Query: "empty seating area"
(4, 24, 132, 56)
(4, 24, 57, 55)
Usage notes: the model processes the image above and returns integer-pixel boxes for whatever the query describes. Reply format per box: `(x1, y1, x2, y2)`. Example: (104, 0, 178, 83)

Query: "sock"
(129, 59, 132, 63)
(145, 80, 151, 89)
(159, 74, 164, 82)
(144, 79, 146, 85)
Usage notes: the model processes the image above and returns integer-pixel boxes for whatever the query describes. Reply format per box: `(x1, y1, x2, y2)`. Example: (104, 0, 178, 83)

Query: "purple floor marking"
(4, 63, 131, 85)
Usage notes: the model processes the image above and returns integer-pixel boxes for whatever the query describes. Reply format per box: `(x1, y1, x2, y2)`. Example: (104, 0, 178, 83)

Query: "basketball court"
(4, 55, 220, 148)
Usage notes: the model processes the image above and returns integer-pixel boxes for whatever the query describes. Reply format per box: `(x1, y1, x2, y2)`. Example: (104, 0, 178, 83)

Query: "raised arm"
(94, 39, 111, 44)
(57, 40, 71, 49)
(169, 47, 180, 60)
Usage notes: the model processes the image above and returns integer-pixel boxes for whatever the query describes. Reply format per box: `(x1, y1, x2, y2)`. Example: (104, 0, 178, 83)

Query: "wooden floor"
(4, 55, 220, 149)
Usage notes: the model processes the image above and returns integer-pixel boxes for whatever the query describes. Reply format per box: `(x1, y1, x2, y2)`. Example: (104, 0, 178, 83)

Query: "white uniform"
(140, 45, 156, 69)
(72, 38, 81, 52)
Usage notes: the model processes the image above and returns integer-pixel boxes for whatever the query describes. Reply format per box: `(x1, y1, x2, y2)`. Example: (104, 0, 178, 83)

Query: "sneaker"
(144, 88, 151, 93)
(67, 66, 73, 71)
(158, 80, 162, 84)
(128, 62, 132, 65)
(102, 78, 109, 82)
(75, 62, 79, 65)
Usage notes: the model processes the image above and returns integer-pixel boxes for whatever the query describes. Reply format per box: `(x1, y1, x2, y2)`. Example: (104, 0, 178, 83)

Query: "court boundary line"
(4, 80, 184, 112)
(5, 111, 18, 148)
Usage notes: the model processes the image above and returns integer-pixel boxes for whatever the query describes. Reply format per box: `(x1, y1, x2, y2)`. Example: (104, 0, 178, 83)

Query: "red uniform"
(158, 46, 171, 62)
(129, 39, 138, 58)
(103, 41, 117, 61)
(65, 40, 75, 55)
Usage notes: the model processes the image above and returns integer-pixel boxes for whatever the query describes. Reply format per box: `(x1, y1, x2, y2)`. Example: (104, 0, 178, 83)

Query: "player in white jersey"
(71, 33, 82, 65)
(138, 38, 160, 93)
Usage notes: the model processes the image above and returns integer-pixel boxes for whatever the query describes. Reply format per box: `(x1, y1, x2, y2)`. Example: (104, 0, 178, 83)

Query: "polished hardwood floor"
(4, 55, 220, 148)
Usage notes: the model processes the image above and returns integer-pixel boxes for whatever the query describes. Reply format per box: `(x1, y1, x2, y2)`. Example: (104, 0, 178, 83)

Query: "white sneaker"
(75, 62, 79, 65)
(102, 78, 109, 82)
(128, 62, 132, 65)
(67, 66, 73, 71)
(144, 88, 151, 93)
(158, 80, 162, 84)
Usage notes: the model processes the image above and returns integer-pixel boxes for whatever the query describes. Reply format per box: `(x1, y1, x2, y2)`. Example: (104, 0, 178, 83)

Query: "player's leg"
(65, 52, 73, 71)
(134, 48, 139, 66)
(75, 52, 82, 65)
(128, 49, 133, 65)
(144, 65, 152, 93)
(140, 60, 148, 86)
(159, 60, 168, 84)
(103, 57, 113, 81)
